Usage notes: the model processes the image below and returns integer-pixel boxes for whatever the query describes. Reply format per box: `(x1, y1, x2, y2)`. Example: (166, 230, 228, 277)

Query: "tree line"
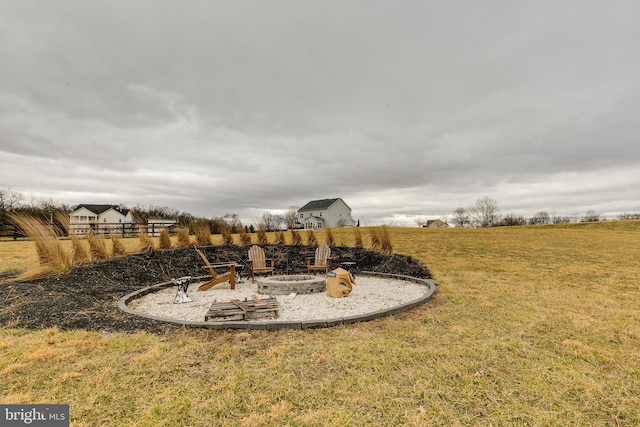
(446, 196, 640, 228)
(0, 188, 297, 237)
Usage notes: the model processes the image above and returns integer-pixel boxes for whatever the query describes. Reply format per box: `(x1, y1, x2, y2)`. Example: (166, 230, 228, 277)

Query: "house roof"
(299, 198, 349, 212)
(72, 204, 130, 216)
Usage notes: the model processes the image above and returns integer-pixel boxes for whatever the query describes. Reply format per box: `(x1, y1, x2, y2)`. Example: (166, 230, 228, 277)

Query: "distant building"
(69, 204, 134, 234)
(298, 198, 356, 229)
(424, 219, 448, 228)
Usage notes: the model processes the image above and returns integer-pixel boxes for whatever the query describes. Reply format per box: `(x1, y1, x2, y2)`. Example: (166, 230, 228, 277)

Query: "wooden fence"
(0, 224, 26, 240)
(0, 223, 174, 240)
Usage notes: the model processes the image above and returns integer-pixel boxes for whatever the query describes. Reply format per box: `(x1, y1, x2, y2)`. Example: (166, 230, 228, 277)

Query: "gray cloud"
(1, 1, 639, 225)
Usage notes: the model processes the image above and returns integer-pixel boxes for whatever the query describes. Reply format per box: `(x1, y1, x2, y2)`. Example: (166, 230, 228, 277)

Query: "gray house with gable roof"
(298, 198, 356, 229)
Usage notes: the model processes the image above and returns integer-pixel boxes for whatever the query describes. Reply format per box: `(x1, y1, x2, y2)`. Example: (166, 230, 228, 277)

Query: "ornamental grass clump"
(137, 228, 155, 253)
(86, 232, 111, 261)
(290, 229, 303, 246)
(111, 235, 128, 256)
(353, 226, 363, 248)
(238, 227, 252, 245)
(9, 213, 73, 279)
(325, 228, 335, 247)
(256, 225, 268, 245)
(273, 230, 286, 245)
(71, 234, 91, 265)
(158, 228, 172, 250)
(176, 227, 191, 247)
(194, 221, 211, 246)
(306, 230, 317, 247)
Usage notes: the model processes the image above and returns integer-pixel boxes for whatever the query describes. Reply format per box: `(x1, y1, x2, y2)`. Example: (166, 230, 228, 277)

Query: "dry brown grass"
(158, 229, 172, 250)
(290, 230, 303, 246)
(8, 213, 72, 279)
(353, 226, 363, 248)
(2, 222, 640, 425)
(70, 235, 91, 265)
(238, 227, 252, 246)
(272, 230, 286, 245)
(194, 221, 211, 246)
(86, 232, 111, 261)
(256, 225, 268, 245)
(136, 229, 155, 253)
(176, 227, 191, 247)
(110, 235, 128, 256)
(305, 229, 317, 247)
(324, 228, 335, 247)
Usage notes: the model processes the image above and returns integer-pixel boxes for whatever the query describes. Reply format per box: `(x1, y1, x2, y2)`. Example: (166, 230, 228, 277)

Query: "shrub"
(325, 228, 335, 247)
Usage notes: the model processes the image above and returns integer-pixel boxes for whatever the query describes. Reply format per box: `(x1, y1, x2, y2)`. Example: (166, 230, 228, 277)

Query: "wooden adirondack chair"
(247, 245, 274, 283)
(306, 244, 332, 274)
(193, 245, 237, 291)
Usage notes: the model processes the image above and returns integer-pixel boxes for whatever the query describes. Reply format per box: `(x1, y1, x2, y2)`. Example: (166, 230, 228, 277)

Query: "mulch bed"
(0, 245, 432, 334)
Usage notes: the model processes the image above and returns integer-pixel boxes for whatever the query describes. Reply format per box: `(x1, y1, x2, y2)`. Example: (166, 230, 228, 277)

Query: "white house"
(298, 198, 356, 229)
(69, 204, 134, 235)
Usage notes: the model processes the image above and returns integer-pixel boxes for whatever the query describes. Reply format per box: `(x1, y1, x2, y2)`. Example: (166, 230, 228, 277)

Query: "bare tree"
(501, 213, 526, 226)
(261, 211, 284, 231)
(0, 188, 24, 212)
(451, 207, 471, 228)
(529, 210, 551, 225)
(470, 196, 500, 228)
(414, 216, 428, 227)
(581, 210, 602, 222)
(284, 206, 299, 230)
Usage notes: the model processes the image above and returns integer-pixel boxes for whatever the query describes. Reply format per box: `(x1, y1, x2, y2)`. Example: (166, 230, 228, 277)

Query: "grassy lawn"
(1, 223, 640, 425)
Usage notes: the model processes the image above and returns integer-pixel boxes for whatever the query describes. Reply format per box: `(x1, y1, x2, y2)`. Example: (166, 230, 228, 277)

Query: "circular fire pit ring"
(256, 274, 326, 295)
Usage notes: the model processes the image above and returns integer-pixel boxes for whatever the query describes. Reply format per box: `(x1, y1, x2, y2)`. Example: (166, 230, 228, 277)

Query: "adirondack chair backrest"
(314, 244, 331, 266)
(248, 245, 267, 268)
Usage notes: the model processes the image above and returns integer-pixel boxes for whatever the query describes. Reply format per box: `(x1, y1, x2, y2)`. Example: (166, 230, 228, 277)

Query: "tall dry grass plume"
(86, 232, 111, 261)
(71, 235, 91, 265)
(379, 226, 393, 255)
(176, 227, 191, 247)
(9, 213, 73, 279)
(158, 228, 172, 250)
(137, 228, 155, 253)
(111, 235, 128, 256)
(273, 230, 286, 245)
(194, 221, 211, 246)
(238, 227, 252, 246)
(369, 227, 382, 252)
(306, 230, 318, 247)
(257, 225, 269, 245)
(325, 228, 335, 247)
(290, 229, 303, 246)
(54, 210, 71, 236)
(217, 219, 234, 245)
(353, 227, 363, 248)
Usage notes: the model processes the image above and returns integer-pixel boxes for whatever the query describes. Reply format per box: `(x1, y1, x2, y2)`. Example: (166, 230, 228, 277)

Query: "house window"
(300, 213, 303, 218)
(317, 223, 323, 229)
(319, 212, 322, 216)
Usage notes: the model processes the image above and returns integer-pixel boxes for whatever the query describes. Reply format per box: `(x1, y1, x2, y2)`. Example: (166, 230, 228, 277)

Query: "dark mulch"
(0, 245, 432, 334)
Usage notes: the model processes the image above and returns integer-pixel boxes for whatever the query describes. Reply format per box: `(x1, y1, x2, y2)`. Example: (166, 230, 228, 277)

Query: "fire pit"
(256, 274, 326, 295)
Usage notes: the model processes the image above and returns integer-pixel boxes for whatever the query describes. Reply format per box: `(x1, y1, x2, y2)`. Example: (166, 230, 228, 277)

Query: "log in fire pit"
(256, 274, 326, 295)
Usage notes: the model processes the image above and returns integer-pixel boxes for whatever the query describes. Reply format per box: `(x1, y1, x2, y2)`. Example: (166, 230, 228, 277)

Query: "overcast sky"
(1, 1, 639, 225)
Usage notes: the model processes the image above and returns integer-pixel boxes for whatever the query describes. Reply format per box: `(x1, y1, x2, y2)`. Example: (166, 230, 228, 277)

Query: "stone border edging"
(117, 271, 436, 330)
